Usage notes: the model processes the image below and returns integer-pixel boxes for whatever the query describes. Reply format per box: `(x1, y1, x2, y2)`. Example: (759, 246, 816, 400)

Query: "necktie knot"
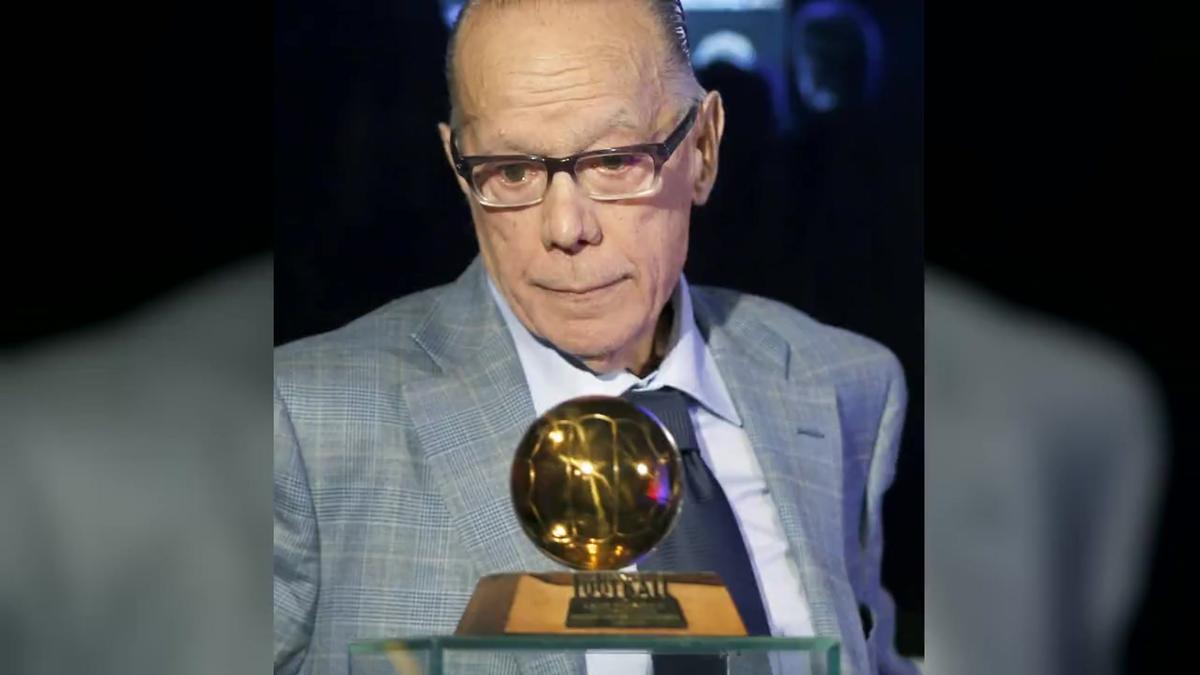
(622, 387, 717, 501)
(622, 386, 698, 451)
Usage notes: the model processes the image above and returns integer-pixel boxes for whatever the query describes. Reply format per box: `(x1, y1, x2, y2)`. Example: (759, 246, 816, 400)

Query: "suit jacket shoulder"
(690, 284, 905, 396)
(274, 283, 452, 396)
(689, 284, 915, 675)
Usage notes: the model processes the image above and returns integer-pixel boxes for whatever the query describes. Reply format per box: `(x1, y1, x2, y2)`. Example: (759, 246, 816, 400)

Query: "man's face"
(441, 0, 722, 373)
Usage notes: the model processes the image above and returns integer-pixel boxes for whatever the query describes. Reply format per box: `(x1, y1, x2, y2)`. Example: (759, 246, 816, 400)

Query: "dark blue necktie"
(623, 387, 772, 673)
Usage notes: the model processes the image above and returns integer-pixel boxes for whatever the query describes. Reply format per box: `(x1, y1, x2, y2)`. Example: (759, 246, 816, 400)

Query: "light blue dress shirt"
(487, 274, 814, 675)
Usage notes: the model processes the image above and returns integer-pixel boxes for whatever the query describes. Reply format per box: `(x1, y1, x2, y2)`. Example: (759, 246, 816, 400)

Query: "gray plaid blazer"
(275, 258, 915, 675)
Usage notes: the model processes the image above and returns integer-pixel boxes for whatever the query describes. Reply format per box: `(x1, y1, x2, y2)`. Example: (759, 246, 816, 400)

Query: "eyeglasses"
(450, 104, 700, 208)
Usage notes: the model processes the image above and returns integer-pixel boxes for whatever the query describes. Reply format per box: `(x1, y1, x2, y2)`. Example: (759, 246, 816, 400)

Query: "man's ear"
(691, 89, 726, 206)
(438, 122, 472, 198)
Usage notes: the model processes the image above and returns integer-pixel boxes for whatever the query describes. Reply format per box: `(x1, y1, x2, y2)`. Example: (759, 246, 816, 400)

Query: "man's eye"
(598, 155, 630, 171)
(500, 164, 528, 183)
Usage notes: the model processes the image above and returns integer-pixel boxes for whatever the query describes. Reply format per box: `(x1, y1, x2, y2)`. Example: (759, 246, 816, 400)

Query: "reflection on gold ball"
(511, 396, 683, 570)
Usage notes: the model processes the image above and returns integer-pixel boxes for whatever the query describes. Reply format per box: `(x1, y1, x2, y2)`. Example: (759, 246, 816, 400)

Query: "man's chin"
(540, 331, 630, 373)
(549, 337, 617, 360)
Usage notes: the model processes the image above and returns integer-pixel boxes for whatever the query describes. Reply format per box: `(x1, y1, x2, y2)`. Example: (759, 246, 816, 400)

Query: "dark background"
(3, 2, 270, 347)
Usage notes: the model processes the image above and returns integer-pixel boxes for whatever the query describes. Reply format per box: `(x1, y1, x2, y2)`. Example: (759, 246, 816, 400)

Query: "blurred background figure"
(924, 269, 1165, 675)
(1, 257, 272, 675)
(1, 0, 271, 672)
(924, 2, 1194, 671)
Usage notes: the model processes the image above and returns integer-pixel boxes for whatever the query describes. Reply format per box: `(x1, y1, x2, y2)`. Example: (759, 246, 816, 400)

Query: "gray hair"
(445, 0, 700, 128)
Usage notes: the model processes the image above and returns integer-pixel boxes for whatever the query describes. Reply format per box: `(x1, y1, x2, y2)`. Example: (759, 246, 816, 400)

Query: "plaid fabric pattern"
(274, 257, 916, 675)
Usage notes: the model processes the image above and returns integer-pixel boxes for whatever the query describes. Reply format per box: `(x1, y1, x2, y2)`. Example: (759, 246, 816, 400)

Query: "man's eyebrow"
(573, 108, 646, 150)
(484, 108, 649, 156)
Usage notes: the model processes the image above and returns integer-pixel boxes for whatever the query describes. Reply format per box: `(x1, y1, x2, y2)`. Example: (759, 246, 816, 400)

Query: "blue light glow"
(443, 2, 463, 28)
(792, 0, 885, 111)
(682, 0, 784, 9)
(693, 30, 760, 71)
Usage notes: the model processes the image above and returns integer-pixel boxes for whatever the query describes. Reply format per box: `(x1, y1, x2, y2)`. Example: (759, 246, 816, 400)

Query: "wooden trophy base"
(455, 571, 747, 636)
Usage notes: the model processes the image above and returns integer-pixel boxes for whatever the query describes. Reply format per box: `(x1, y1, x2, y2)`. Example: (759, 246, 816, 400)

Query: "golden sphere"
(510, 395, 683, 570)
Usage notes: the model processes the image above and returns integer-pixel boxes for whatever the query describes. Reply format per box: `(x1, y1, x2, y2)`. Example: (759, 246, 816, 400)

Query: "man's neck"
(581, 300, 675, 378)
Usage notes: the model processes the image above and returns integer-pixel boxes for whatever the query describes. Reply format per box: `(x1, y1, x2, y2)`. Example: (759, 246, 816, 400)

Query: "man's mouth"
(537, 276, 629, 295)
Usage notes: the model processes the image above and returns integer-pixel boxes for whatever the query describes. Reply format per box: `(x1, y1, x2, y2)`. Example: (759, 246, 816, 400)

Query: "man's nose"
(540, 172, 602, 253)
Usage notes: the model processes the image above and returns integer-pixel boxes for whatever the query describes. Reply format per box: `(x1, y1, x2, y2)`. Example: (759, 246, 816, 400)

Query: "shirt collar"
(487, 273, 742, 427)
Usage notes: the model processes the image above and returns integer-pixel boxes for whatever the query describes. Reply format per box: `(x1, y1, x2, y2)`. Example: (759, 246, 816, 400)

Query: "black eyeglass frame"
(449, 103, 701, 206)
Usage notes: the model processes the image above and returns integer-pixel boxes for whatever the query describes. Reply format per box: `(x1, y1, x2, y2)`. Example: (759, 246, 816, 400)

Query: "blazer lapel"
(402, 258, 564, 576)
(400, 259, 582, 674)
(693, 290, 869, 674)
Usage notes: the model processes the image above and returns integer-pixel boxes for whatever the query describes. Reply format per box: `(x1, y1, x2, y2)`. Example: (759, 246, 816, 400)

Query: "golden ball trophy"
(455, 396, 748, 636)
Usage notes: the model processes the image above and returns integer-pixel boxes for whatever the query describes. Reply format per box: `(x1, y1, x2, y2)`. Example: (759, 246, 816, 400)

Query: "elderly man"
(274, 1, 915, 674)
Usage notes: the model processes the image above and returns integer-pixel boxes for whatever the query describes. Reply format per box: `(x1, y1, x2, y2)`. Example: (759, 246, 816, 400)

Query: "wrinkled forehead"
(453, 1, 676, 154)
